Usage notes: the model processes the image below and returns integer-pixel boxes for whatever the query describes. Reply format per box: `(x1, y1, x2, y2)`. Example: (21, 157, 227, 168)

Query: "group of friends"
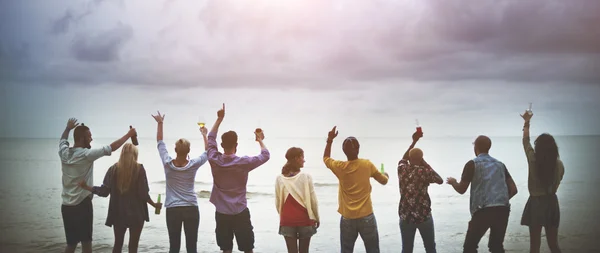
(58, 103, 564, 253)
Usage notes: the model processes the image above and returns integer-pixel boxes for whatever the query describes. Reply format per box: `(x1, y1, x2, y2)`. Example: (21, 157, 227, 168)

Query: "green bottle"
(380, 163, 385, 173)
(155, 194, 161, 215)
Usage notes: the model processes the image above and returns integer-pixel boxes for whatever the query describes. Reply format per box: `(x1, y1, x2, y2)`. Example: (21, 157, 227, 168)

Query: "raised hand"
(520, 110, 533, 122)
(200, 126, 208, 136)
(412, 131, 423, 142)
(217, 103, 225, 119)
(255, 129, 265, 142)
(128, 127, 137, 137)
(66, 118, 79, 130)
(152, 111, 166, 123)
(328, 126, 338, 140)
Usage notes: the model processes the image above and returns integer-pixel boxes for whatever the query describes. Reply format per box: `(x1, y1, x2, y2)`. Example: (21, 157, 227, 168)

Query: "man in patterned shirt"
(397, 131, 443, 253)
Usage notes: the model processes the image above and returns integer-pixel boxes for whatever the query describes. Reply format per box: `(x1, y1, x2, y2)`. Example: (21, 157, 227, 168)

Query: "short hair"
(342, 136, 360, 156)
(475, 135, 492, 153)
(221, 131, 238, 149)
(409, 148, 423, 161)
(175, 138, 190, 154)
(73, 125, 90, 142)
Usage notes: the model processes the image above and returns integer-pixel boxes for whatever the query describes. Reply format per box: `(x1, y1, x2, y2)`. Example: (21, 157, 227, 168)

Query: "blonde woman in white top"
(275, 147, 320, 253)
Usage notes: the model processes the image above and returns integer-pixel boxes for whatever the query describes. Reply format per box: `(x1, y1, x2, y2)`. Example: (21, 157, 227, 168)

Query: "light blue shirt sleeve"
(197, 151, 208, 166)
(85, 145, 112, 161)
(157, 140, 172, 165)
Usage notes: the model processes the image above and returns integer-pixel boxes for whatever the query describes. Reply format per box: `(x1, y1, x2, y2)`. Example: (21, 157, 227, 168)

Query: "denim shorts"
(278, 225, 317, 239)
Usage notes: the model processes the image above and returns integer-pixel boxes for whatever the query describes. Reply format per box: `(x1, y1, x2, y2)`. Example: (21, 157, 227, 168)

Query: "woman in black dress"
(80, 143, 161, 253)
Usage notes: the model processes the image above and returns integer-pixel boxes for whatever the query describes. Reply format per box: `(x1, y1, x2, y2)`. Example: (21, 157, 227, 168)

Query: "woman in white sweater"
(275, 147, 320, 253)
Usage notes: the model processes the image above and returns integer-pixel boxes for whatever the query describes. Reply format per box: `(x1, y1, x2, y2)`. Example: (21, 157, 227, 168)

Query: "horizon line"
(2, 134, 599, 140)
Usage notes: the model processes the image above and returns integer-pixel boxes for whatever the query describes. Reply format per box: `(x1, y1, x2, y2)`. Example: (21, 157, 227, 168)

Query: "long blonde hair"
(116, 143, 139, 194)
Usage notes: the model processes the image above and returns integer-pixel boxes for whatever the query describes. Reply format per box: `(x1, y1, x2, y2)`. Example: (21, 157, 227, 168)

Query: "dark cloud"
(70, 23, 133, 62)
(4, 0, 600, 88)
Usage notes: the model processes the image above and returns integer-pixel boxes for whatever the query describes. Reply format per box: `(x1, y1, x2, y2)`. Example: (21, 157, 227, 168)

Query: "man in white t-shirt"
(58, 118, 136, 253)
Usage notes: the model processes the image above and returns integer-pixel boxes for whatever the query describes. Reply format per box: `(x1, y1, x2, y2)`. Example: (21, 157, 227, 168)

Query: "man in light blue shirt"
(58, 118, 135, 253)
(153, 111, 209, 253)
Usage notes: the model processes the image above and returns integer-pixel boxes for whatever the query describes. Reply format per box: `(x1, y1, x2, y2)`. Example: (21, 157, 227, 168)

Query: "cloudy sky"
(0, 0, 599, 139)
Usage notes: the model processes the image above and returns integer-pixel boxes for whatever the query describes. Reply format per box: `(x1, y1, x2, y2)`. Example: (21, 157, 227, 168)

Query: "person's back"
(446, 135, 518, 253)
(58, 118, 135, 253)
(520, 111, 564, 253)
(209, 155, 267, 213)
(324, 158, 380, 219)
(470, 154, 509, 215)
(152, 111, 209, 253)
(159, 146, 207, 208)
(323, 127, 388, 253)
(397, 132, 443, 253)
(207, 103, 270, 253)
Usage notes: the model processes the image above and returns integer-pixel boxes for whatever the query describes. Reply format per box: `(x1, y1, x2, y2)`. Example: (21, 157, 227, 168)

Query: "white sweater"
(275, 172, 320, 222)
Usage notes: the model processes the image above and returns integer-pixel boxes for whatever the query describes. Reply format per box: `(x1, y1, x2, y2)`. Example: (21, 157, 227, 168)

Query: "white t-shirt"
(58, 139, 112, 206)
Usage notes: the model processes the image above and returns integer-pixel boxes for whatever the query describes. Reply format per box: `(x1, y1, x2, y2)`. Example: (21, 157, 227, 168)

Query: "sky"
(0, 0, 599, 139)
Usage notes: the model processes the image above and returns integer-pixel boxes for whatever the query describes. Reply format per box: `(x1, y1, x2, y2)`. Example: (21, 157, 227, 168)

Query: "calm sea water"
(0, 136, 599, 253)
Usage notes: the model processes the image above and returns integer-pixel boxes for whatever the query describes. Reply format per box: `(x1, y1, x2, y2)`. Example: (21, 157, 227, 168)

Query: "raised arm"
(323, 126, 338, 159)
(152, 111, 165, 141)
(200, 126, 208, 151)
(210, 103, 225, 135)
(521, 110, 535, 162)
(423, 159, 443, 184)
(110, 127, 136, 152)
(59, 118, 79, 159)
(402, 131, 422, 160)
(61, 118, 79, 140)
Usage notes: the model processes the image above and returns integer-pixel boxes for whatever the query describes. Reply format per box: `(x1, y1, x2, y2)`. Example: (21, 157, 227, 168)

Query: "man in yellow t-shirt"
(322, 126, 389, 253)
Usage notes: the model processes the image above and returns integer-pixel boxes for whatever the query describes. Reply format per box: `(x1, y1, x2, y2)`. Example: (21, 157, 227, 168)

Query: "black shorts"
(215, 208, 254, 251)
(61, 196, 93, 246)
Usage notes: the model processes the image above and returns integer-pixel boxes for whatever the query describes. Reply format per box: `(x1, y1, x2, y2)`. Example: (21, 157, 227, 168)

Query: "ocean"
(0, 136, 599, 253)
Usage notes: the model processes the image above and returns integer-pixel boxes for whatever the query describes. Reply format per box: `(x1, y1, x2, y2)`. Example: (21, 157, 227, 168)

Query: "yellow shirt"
(323, 157, 388, 219)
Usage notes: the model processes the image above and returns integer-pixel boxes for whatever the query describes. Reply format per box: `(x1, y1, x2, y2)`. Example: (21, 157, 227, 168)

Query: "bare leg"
(284, 236, 298, 253)
(128, 223, 144, 253)
(223, 250, 232, 253)
(528, 226, 542, 253)
(81, 241, 92, 253)
(112, 226, 127, 253)
(64, 244, 77, 253)
(544, 226, 561, 253)
(299, 237, 312, 253)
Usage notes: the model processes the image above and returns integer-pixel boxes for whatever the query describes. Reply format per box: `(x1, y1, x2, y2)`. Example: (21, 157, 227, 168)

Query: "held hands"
(328, 126, 338, 141)
(66, 118, 80, 130)
(77, 180, 91, 191)
(152, 111, 166, 123)
(154, 202, 163, 210)
(520, 110, 533, 122)
(446, 177, 457, 186)
(217, 103, 225, 120)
